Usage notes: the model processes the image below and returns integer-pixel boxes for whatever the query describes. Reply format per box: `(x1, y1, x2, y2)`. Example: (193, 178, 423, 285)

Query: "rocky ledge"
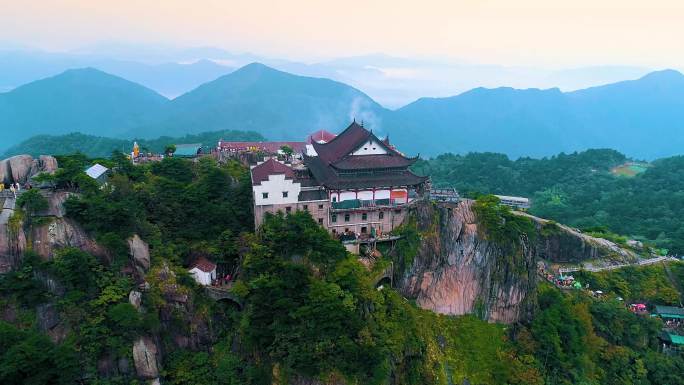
(397, 200, 638, 323)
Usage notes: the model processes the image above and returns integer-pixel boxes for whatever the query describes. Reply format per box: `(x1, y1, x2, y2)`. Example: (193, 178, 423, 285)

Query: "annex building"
(250, 121, 429, 251)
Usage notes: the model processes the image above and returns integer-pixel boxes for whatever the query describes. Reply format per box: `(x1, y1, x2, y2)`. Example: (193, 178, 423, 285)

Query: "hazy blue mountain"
(93, 59, 234, 98)
(389, 87, 580, 158)
(3, 63, 684, 159)
(0, 50, 235, 97)
(132, 62, 388, 140)
(0, 45, 655, 107)
(0, 68, 168, 152)
(390, 69, 684, 159)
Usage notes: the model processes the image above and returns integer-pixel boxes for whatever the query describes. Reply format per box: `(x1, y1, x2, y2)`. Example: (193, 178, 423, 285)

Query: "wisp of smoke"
(347, 97, 383, 135)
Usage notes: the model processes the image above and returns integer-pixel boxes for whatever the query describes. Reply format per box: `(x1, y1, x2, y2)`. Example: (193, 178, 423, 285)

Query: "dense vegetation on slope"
(2, 130, 265, 159)
(415, 149, 684, 254)
(0, 155, 538, 384)
(513, 284, 684, 385)
(574, 263, 684, 305)
(1, 155, 683, 384)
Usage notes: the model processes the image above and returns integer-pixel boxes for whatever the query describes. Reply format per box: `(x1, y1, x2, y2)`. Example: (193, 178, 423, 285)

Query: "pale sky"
(2, 0, 684, 67)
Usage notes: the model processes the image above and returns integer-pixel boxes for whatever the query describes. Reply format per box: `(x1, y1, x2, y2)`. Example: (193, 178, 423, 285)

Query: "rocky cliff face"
(0, 154, 57, 186)
(397, 200, 636, 323)
(0, 154, 60, 271)
(0, 191, 107, 272)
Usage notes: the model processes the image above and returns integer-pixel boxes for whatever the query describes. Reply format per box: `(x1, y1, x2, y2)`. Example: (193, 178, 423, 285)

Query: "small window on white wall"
(262, 192, 268, 199)
(282, 191, 288, 198)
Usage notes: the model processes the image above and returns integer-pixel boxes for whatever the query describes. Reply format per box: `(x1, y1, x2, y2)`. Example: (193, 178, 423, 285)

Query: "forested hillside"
(2, 130, 265, 159)
(1, 154, 683, 384)
(414, 149, 684, 253)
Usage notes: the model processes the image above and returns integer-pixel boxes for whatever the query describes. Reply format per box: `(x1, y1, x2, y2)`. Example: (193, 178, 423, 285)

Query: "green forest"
(414, 149, 684, 254)
(1, 153, 684, 384)
(2, 129, 265, 159)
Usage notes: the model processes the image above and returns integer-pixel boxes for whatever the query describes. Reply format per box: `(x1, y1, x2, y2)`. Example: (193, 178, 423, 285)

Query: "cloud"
(364, 65, 422, 79)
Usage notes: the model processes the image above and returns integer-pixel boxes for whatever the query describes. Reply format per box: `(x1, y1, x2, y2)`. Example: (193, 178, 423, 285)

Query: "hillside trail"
(557, 256, 675, 274)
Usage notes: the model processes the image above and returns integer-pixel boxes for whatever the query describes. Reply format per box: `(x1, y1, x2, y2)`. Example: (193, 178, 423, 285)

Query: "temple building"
(250, 121, 429, 251)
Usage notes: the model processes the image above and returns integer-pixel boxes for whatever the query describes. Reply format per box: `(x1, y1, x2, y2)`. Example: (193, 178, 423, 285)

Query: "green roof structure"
(655, 305, 684, 319)
(174, 143, 203, 158)
(669, 334, 684, 346)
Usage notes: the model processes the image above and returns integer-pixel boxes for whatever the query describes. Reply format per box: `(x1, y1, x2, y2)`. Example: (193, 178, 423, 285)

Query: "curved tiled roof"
(190, 256, 216, 273)
(311, 121, 409, 166)
(304, 155, 427, 190)
(311, 122, 370, 164)
(251, 158, 295, 185)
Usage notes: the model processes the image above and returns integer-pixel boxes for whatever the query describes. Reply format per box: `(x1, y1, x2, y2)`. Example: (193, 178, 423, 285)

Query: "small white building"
(495, 195, 531, 210)
(85, 163, 110, 185)
(188, 257, 217, 286)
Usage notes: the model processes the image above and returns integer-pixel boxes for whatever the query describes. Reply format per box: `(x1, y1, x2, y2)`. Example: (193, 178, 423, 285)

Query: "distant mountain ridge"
(389, 69, 684, 158)
(2, 64, 684, 159)
(0, 67, 169, 149)
(132, 62, 387, 140)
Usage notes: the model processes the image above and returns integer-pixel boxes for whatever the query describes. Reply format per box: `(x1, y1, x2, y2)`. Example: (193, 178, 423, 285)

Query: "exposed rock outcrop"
(36, 302, 68, 343)
(397, 200, 638, 323)
(0, 187, 105, 271)
(0, 199, 26, 273)
(129, 290, 143, 310)
(0, 154, 57, 185)
(530, 214, 638, 264)
(132, 337, 160, 379)
(31, 218, 107, 260)
(36, 303, 60, 331)
(129, 234, 150, 273)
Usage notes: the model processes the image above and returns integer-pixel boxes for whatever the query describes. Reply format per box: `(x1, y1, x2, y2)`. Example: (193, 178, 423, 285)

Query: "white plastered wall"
(189, 268, 215, 286)
(253, 174, 301, 206)
(351, 139, 388, 155)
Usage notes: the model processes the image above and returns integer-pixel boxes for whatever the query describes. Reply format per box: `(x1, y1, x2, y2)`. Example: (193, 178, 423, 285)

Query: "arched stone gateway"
(372, 264, 394, 288)
(205, 286, 244, 310)
(375, 276, 392, 289)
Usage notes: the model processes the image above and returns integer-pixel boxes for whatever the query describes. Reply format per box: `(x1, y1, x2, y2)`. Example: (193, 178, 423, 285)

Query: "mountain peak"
(639, 69, 684, 82)
(234, 62, 280, 74)
(48, 67, 138, 84)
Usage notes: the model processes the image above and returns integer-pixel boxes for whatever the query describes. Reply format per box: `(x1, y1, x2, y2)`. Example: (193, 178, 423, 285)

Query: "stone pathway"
(558, 256, 676, 274)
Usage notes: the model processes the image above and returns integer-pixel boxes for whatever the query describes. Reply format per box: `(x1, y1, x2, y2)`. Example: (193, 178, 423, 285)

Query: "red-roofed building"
(189, 257, 217, 286)
(307, 129, 337, 144)
(250, 122, 429, 252)
(217, 140, 307, 155)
